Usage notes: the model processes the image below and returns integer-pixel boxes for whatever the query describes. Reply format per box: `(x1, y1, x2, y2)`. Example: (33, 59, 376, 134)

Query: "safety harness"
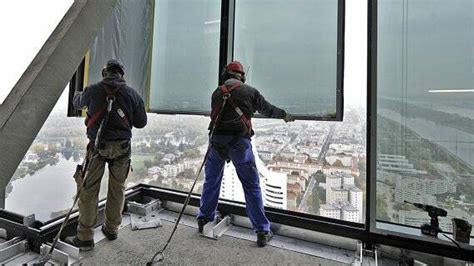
(146, 82, 238, 265)
(210, 82, 252, 136)
(38, 86, 132, 265)
(86, 85, 131, 131)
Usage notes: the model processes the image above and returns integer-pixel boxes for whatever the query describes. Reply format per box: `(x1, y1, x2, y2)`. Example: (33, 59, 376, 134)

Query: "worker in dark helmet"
(65, 59, 147, 251)
(197, 61, 294, 247)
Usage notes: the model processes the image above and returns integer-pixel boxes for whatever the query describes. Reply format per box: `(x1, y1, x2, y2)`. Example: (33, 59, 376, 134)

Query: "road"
(298, 125, 335, 212)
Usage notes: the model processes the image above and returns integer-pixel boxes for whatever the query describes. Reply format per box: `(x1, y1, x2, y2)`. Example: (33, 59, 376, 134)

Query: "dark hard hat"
(104, 59, 125, 76)
(225, 61, 245, 75)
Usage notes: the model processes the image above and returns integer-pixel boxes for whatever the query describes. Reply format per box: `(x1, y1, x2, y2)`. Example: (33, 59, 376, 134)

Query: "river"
(379, 109, 474, 167)
(6, 157, 79, 221)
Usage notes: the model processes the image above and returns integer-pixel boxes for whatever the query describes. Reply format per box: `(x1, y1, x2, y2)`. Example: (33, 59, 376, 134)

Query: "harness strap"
(86, 86, 131, 129)
(226, 97, 252, 135)
(94, 144, 131, 165)
(210, 82, 242, 119)
(210, 82, 252, 135)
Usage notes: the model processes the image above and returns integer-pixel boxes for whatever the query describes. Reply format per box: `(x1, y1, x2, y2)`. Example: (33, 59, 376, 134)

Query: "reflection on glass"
(0, 0, 73, 104)
(234, 0, 339, 117)
(149, 0, 221, 112)
(377, 0, 474, 236)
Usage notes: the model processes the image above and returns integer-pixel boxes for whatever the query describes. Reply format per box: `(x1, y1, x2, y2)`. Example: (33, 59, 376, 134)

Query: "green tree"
(31, 143, 46, 154)
(376, 193, 390, 221)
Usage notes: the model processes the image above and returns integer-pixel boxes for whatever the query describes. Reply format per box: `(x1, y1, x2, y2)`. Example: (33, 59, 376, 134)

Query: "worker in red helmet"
(198, 61, 294, 247)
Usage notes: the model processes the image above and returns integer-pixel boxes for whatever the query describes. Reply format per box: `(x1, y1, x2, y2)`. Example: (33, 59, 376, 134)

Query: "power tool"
(405, 201, 447, 237)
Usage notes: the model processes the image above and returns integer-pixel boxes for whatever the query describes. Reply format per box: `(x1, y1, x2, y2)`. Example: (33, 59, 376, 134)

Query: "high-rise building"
(320, 204, 341, 220)
(342, 205, 360, 223)
(220, 147, 287, 210)
(328, 187, 349, 204)
(349, 186, 363, 222)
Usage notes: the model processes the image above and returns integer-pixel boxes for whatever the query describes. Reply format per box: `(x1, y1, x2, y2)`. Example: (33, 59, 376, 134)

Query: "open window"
(73, 0, 345, 121)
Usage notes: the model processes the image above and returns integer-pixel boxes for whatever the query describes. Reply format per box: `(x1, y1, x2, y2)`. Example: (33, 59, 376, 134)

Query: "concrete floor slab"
(80, 219, 346, 265)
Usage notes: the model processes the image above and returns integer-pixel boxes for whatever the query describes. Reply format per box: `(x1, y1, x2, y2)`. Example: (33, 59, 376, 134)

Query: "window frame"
(367, 0, 473, 259)
(62, 0, 472, 260)
(146, 0, 345, 121)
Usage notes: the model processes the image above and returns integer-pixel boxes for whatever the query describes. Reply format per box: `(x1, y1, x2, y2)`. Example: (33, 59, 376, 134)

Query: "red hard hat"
(225, 61, 245, 74)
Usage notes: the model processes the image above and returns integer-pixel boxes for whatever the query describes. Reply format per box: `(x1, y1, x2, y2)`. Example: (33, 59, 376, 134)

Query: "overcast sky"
(0, 0, 73, 105)
(0, 0, 367, 112)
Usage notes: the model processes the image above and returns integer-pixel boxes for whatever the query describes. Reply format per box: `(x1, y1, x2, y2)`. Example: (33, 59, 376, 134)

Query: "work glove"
(283, 113, 295, 123)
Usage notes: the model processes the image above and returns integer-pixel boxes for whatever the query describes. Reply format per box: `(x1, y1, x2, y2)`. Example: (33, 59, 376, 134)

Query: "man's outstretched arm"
(254, 90, 294, 122)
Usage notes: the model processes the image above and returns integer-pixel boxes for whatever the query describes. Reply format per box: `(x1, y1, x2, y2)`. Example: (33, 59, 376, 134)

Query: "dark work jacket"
(73, 75, 147, 140)
(209, 78, 287, 137)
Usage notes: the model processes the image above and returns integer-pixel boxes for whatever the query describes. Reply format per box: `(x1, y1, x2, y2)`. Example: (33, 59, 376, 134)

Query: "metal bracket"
(23, 214, 35, 227)
(126, 198, 163, 230)
(39, 240, 81, 265)
(354, 241, 378, 266)
(0, 239, 28, 263)
(200, 215, 233, 240)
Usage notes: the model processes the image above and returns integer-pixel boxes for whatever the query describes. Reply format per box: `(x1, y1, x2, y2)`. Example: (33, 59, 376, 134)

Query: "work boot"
(64, 236, 94, 251)
(101, 224, 118, 240)
(197, 218, 210, 233)
(256, 231, 273, 247)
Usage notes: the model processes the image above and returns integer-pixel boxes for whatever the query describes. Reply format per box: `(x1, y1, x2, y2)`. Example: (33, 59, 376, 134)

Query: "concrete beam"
(0, 0, 118, 208)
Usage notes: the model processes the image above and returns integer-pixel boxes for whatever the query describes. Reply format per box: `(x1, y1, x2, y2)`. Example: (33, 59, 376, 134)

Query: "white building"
(342, 205, 360, 223)
(349, 186, 363, 222)
(162, 153, 176, 164)
(294, 153, 308, 164)
(325, 172, 343, 201)
(164, 164, 178, 178)
(326, 154, 352, 167)
(394, 176, 449, 206)
(220, 146, 287, 210)
(23, 152, 39, 163)
(320, 204, 341, 220)
(147, 166, 161, 175)
(378, 154, 427, 175)
(343, 175, 355, 186)
(259, 151, 274, 161)
(328, 187, 349, 204)
(323, 166, 353, 176)
(177, 163, 185, 173)
(220, 163, 244, 201)
(321, 202, 361, 223)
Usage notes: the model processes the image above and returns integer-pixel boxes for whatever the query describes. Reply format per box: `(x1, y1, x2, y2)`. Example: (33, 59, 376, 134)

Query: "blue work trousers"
(197, 135, 270, 232)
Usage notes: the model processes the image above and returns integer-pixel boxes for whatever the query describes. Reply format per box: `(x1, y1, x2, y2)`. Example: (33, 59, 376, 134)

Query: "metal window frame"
(57, 0, 472, 261)
(367, 0, 473, 261)
(1, 184, 471, 260)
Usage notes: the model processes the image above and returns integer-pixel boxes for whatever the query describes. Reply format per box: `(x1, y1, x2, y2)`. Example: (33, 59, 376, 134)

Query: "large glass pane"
(377, 0, 474, 236)
(234, 0, 340, 118)
(0, 1, 73, 104)
(149, 0, 221, 113)
(130, 0, 367, 224)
